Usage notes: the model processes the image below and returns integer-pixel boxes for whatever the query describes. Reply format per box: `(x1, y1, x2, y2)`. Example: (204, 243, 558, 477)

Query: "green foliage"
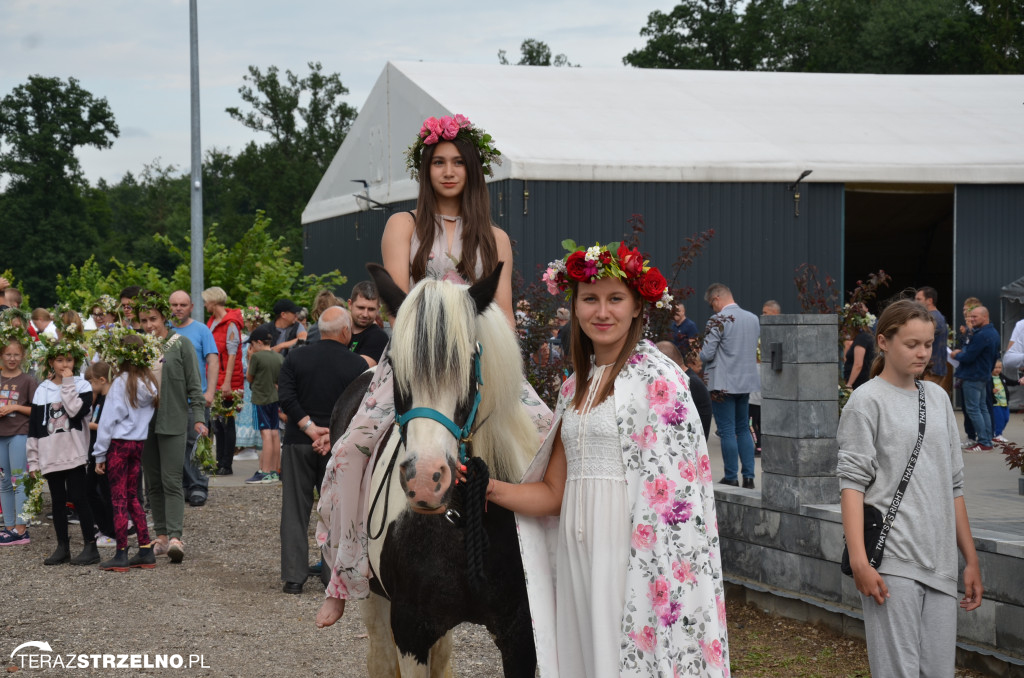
(159, 211, 346, 311)
(624, 0, 1024, 73)
(499, 39, 578, 67)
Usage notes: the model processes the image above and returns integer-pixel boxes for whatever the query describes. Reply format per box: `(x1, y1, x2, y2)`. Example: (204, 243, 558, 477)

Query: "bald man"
(277, 306, 369, 594)
(168, 290, 219, 507)
(950, 305, 1000, 451)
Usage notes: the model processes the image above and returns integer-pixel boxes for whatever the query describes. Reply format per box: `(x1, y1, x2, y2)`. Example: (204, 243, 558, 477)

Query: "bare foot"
(316, 597, 345, 628)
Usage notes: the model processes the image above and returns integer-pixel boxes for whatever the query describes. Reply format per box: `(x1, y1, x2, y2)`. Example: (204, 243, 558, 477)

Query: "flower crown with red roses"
(404, 114, 502, 181)
(543, 239, 674, 308)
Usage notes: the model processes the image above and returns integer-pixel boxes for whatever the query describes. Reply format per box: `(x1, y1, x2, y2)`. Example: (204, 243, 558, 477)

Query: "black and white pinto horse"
(328, 263, 539, 678)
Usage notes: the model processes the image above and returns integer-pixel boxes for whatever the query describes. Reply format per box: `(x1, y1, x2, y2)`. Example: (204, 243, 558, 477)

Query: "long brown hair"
(118, 335, 159, 409)
(410, 135, 498, 284)
(568, 281, 646, 410)
(869, 299, 934, 379)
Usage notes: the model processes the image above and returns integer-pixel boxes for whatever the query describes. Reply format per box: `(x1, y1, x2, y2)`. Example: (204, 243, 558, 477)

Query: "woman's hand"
(0, 405, 10, 416)
(60, 366, 74, 379)
(853, 563, 889, 605)
(316, 597, 345, 628)
(96, 462, 106, 475)
(961, 562, 983, 611)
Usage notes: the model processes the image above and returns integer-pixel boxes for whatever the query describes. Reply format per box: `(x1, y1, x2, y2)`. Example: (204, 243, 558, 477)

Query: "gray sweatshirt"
(836, 377, 964, 597)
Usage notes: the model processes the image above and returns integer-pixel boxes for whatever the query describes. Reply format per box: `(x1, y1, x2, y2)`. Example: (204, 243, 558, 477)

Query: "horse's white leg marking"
(397, 652, 430, 678)
(428, 631, 454, 678)
(362, 596, 398, 678)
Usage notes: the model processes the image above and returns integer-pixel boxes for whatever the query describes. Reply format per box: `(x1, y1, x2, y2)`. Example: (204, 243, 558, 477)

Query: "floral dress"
(517, 341, 729, 678)
(316, 218, 553, 600)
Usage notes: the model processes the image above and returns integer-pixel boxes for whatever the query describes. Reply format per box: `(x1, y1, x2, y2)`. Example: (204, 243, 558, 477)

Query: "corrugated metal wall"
(954, 184, 1024, 336)
(304, 180, 845, 324)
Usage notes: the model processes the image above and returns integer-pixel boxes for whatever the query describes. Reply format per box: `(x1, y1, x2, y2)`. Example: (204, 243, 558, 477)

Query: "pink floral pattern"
(548, 340, 729, 676)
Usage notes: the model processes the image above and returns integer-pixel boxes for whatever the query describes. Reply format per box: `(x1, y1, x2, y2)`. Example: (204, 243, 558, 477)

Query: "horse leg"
(428, 631, 454, 678)
(362, 596, 399, 678)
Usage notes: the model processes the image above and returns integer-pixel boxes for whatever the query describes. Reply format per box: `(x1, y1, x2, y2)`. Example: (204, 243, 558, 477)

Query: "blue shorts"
(255, 403, 280, 431)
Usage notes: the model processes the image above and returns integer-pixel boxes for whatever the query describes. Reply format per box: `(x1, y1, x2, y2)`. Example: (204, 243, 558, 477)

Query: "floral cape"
(517, 339, 730, 678)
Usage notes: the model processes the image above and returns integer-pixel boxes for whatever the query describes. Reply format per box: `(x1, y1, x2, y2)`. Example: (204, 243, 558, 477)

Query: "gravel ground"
(1, 485, 992, 677)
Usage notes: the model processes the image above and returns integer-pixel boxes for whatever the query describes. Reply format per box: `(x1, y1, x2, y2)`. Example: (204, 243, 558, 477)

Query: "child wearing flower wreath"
(93, 334, 160, 571)
(0, 323, 38, 545)
(26, 336, 97, 566)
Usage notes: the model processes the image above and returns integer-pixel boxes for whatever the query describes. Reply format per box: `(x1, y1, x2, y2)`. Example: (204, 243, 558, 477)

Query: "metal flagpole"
(189, 0, 204, 320)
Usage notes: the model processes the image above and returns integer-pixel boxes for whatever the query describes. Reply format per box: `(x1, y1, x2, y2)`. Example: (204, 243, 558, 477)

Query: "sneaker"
(259, 471, 280, 484)
(0, 528, 30, 545)
(167, 538, 184, 564)
(964, 444, 994, 452)
(960, 439, 977, 448)
(234, 448, 259, 461)
(215, 467, 233, 476)
(67, 509, 80, 525)
(993, 435, 1009, 443)
(245, 471, 267, 484)
(95, 534, 116, 548)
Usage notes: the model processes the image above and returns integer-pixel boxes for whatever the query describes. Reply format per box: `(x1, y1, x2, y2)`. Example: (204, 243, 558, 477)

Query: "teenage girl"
(0, 334, 38, 545)
(85, 361, 116, 544)
(837, 299, 983, 676)
(26, 341, 97, 566)
(94, 335, 159, 571)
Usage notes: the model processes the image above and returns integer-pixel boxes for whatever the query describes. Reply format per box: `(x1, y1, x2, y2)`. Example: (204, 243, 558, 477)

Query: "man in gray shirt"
(699, 283, 761, 488)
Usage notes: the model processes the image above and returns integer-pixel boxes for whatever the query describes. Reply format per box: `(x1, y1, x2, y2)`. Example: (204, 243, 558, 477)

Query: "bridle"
(367, 343, 485, 540)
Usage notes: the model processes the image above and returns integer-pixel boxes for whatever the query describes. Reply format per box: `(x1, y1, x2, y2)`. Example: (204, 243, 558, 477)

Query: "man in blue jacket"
(951, 305, 999, 451)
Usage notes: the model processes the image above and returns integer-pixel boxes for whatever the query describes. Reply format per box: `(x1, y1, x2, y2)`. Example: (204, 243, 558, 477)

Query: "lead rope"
(575, 363, 608, 543)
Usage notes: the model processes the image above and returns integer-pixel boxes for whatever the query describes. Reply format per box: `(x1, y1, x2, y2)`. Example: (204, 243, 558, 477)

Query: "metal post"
(189, 0, 204, 321)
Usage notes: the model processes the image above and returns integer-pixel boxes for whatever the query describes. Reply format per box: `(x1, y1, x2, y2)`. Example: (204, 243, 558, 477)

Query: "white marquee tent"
(303, 61, 1024, 225)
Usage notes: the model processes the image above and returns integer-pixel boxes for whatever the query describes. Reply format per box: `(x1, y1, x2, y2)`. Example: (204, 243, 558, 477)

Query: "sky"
(1, 0, 675, 185)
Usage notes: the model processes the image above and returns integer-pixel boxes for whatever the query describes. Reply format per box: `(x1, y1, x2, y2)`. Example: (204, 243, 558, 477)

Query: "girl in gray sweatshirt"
(837, 299, 983, 677)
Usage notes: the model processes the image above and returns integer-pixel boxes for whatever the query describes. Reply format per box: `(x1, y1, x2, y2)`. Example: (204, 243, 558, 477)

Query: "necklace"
(439, 214, 460, 222)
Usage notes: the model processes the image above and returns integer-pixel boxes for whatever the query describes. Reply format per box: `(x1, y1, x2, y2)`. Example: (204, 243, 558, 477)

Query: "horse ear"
(367, 263, 406, 317)
(468, 262, 504, 316)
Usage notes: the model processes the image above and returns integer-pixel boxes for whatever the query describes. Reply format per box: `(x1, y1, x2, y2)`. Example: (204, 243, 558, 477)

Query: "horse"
(326, 263, 540, 678)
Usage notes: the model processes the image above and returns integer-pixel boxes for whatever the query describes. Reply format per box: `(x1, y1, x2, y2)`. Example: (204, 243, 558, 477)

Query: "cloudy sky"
(1, 0, 674, 185)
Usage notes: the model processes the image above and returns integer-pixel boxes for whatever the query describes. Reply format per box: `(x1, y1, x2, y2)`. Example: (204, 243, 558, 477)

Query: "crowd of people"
(1, 108, 1020, 677)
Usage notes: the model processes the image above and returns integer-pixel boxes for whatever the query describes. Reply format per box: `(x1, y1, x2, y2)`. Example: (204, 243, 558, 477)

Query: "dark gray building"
(303, 62, 1024, 332)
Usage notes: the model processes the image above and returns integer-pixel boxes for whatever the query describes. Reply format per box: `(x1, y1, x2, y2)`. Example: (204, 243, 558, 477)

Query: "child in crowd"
(838, 300, 982, 676)
(244, 325, 284, 484)
(26, 337, 97, 566)
(0, 326, 38, 545)
(94, 335, 159, 571)
(991, 359, 1010, 444)
(85, 361, 116, 546)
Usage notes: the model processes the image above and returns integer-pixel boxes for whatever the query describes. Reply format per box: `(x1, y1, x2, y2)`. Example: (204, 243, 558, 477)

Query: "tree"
(499, 39, 578, 67)
(0, 76, 119, 305)
(222, 62, 358, 248)
(623, 0, 1023, 74)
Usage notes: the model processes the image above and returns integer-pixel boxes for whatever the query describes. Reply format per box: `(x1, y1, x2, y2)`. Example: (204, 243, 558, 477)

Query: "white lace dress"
(556, 394, 631, 678)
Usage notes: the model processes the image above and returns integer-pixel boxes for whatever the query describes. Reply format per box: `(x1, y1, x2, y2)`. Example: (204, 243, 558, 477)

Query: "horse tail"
(464, 456, 491, 595)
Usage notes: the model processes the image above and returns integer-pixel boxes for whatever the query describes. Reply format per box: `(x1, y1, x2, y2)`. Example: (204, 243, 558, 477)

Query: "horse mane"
(389, 279, 536, 483)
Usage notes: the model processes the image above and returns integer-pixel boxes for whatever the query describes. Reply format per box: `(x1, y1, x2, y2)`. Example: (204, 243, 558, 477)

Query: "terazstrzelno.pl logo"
(9, 641, 210, 670)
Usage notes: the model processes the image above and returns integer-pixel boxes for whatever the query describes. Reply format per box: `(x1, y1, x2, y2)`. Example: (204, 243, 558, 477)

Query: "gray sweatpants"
(861, 574, 957, 678)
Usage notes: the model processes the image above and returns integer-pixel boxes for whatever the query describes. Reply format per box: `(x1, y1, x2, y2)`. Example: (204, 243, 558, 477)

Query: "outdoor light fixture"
(788, 169, 813, 217)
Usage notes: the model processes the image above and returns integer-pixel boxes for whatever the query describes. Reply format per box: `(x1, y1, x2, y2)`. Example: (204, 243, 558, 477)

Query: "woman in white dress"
(488, 241, 730, 677)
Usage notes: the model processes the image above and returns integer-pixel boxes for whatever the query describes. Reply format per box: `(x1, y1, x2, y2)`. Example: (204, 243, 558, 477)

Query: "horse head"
(368, 262, 504, 512)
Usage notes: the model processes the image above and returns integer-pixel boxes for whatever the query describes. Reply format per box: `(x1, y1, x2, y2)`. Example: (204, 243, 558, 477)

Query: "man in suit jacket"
(699, 283, 761, 489)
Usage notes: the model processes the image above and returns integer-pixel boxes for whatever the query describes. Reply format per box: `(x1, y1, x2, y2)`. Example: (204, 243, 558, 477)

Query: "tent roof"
(1003, 276, 1024, 303)
(303, 61, 1024, 223)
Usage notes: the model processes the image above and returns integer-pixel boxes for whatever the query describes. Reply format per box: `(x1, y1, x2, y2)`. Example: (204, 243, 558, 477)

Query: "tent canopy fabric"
(303, 61, 1024, 224)
(1002, 276, 1024, 304)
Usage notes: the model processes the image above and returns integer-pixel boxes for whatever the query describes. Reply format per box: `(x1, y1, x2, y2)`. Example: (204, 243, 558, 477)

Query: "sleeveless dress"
(316, 218, 553, 600)
(557, 394, 631, 678)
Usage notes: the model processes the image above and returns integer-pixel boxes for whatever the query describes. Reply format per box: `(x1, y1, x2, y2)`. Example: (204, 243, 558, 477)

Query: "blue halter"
(395, 343, 484, 466)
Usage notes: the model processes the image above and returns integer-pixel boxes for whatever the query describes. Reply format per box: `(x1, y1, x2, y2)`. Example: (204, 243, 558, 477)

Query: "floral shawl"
(517, 340, 729, 678)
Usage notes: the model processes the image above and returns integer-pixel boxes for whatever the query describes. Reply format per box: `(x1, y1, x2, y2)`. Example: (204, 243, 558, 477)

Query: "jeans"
(0, 434, 28, 528)
(961, 379, 992, 446)
(711, 392, 755, 482)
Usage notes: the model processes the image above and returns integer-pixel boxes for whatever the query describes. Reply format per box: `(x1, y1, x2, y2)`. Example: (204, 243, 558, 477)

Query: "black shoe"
(215, 467, 233, 476)
(71, 541, 101, 566)
(283, 581, 303, 595)
(718, 477, 739, 487)
(129, 545, 156, 569)
(44, 541, 71, 566)
(742, 478, 756, 489)
(188, 494, 207, 507)
(307, 561, 323, 579)
(99, 549, 130, 572)
(67, 509, 81, 525)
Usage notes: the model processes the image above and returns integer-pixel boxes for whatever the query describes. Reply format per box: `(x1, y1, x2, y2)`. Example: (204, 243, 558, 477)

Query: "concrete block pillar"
(759, 314, 839, 512)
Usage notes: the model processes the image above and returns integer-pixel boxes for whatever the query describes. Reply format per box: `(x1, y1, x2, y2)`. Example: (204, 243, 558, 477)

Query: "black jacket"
(278, 339, 368, 445)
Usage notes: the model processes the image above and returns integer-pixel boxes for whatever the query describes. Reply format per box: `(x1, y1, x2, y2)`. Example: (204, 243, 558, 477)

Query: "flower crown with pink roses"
(543, 239, 674, 308)
(404, 114, 502, 181)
